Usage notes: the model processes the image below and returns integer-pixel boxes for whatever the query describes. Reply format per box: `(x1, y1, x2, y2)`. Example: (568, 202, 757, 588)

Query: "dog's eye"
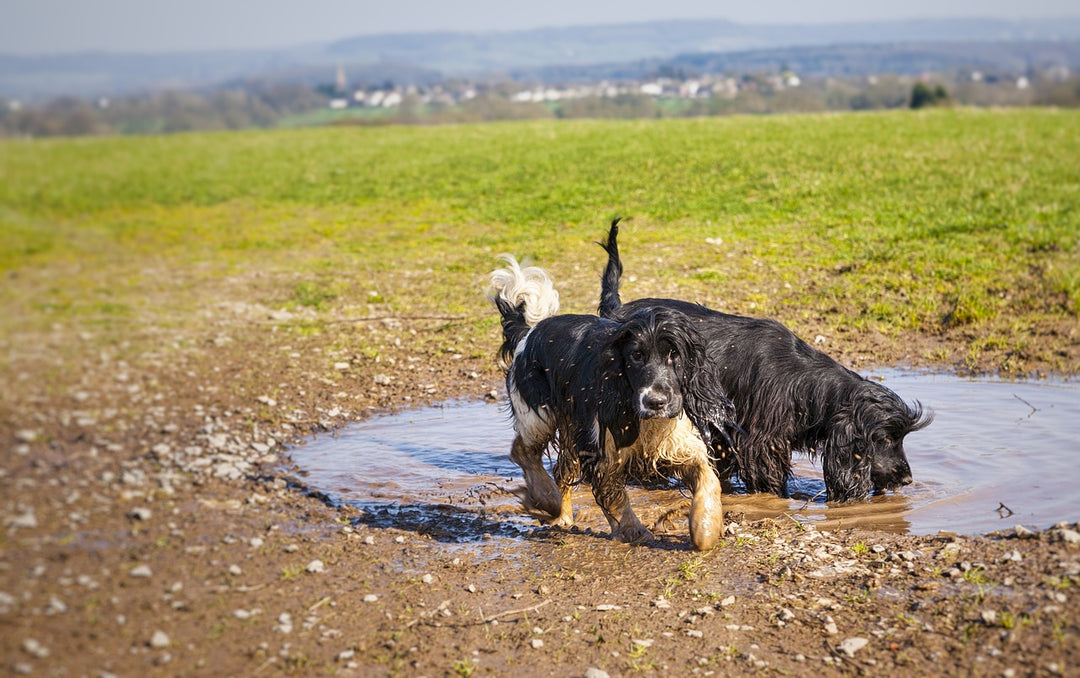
(668, 349, 680, 363)
(628, 349, 645, 363)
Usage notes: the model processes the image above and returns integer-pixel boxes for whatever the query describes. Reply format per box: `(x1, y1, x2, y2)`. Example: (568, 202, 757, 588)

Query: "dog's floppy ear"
(822, 407, 874, 502)
(594, 322, 640, 450)
(676, 319, 741, 455)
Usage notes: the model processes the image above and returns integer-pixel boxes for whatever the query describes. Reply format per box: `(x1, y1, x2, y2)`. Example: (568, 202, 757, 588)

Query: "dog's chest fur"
(614, 413, 709, 471)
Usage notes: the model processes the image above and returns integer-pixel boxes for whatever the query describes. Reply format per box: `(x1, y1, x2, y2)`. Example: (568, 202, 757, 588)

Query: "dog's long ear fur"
(597, 217, 624, 319)
(822, 401, 876, 502)
(675, 319, 741, 457)
(594, 324, 640, 451)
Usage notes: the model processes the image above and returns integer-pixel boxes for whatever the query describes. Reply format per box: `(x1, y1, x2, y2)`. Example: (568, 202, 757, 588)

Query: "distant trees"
(910, 82, 951, 108)
(3, 72, 1079, 139)
(0, 83, 329, 137)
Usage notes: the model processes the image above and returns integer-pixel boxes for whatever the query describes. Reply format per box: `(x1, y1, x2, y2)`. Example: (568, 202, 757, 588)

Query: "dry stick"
(407, 599, 553, 629)
(799, 488, 828, 510)
(478, 599, 552, 624)
(258, 314, 466, 326)
(308, 596, 332, 612)
(1013, 393, 1038, 418)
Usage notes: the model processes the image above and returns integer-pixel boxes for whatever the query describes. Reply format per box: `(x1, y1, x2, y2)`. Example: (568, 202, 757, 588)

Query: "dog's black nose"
(640, 392, 669, 413)
(900, 473, 913, 486)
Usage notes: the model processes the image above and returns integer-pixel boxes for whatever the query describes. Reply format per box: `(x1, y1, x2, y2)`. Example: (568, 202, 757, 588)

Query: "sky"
(3, 0, 1079, 55)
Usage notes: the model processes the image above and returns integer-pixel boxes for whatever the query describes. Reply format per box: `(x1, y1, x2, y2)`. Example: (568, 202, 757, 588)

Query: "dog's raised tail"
(488, 254, 560, 367)
(597, 217, 624, 319)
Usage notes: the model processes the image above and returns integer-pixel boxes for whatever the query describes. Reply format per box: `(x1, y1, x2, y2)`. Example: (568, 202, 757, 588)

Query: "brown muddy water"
(291, 372, 1079, 541)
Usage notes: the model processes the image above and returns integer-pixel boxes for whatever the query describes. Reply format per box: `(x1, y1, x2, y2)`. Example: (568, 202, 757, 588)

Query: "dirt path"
(1, 312, 1078, 677)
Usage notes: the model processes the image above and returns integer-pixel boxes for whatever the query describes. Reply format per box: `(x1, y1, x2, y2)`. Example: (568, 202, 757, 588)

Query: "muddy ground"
(1, 307, 1078, 677)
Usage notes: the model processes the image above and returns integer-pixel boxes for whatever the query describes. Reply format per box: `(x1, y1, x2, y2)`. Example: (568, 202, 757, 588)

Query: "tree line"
(3, 73, 1079, 138)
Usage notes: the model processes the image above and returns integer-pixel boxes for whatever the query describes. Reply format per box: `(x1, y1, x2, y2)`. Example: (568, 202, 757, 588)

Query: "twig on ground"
(258, 314, 466, 326)
(479, 599, 552, 624)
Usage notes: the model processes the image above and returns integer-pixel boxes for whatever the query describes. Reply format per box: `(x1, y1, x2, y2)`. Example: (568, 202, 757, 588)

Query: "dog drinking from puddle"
(489, 255, 737, 550)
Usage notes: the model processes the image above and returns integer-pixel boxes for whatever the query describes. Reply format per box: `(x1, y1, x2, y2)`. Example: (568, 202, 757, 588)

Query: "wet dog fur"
(489, 255, 735, 549)
(597, 220, 931, 502)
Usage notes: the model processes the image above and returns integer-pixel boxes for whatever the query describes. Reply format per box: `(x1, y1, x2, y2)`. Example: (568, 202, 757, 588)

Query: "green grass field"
(2, 108, 1078, 374)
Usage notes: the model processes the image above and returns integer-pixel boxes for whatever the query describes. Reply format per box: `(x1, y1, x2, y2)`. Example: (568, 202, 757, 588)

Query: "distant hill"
(518, 40, 1080, 83)
(3, 17, 1080, 100)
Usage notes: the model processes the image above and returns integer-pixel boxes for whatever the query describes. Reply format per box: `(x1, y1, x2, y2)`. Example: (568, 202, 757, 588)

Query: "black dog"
(597, 220, 931, 502)
(490, 255, 736, 549)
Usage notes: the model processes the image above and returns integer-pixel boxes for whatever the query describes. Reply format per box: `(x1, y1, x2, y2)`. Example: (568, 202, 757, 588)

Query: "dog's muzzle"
(638, 389, 680, 419)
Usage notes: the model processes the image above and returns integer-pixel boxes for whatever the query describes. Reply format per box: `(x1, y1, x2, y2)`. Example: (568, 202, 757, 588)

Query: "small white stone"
(595, 604, 621, 611)
(421, 574, 434, 584)
(149, 630, 170, 649)
(8, 510, 37, 529)
(531, 638, 544, 649)
(720, 595, 736, 607)
(22, 638, 49, 658)
(1053, 529, 1080, 544)
(129, 564, 153, 579)
(305, 560, 324, 574)
(363, 594, 378, 603)
(837, 637, 868, 657)
(1014, 525, 1038, 539)
(128, 507, 152, 521)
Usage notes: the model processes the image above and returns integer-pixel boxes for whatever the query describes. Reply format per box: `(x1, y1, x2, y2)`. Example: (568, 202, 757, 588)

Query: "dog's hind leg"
(510, 434, 563, 522)
(549, 443, 579, 528)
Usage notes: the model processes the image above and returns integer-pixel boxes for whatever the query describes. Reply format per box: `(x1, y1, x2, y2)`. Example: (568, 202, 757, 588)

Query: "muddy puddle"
(291, 372, 1079, 542)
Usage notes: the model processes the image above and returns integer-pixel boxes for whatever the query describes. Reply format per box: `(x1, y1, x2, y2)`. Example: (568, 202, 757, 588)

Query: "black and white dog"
(597, 220, 931, 502)
(490, 255, 737, 549)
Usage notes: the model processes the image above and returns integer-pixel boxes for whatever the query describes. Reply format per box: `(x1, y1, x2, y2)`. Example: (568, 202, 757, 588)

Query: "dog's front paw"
(612, 522, 654, 545)
(689, 472, 724, 551)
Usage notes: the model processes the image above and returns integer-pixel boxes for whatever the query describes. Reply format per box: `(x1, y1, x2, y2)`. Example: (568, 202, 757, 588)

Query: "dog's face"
(617, 310, 694, 420)
(868, 430, 915, 492)
(866, 393, 930, 493)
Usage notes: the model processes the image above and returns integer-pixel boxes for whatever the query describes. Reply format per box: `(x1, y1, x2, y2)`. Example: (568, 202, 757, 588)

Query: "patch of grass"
(451, 658, 477, 677)
(292, 281, 338, 310)
(0, 109, 1077, 376)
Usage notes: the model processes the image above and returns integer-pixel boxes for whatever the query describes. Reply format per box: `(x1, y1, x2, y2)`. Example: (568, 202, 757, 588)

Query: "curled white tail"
(488, 254, 560, 326)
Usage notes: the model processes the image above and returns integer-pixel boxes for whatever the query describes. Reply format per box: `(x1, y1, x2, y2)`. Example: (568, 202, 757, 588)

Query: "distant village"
(329, 68, 802, 111)
(325, 60, 1042, 112)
